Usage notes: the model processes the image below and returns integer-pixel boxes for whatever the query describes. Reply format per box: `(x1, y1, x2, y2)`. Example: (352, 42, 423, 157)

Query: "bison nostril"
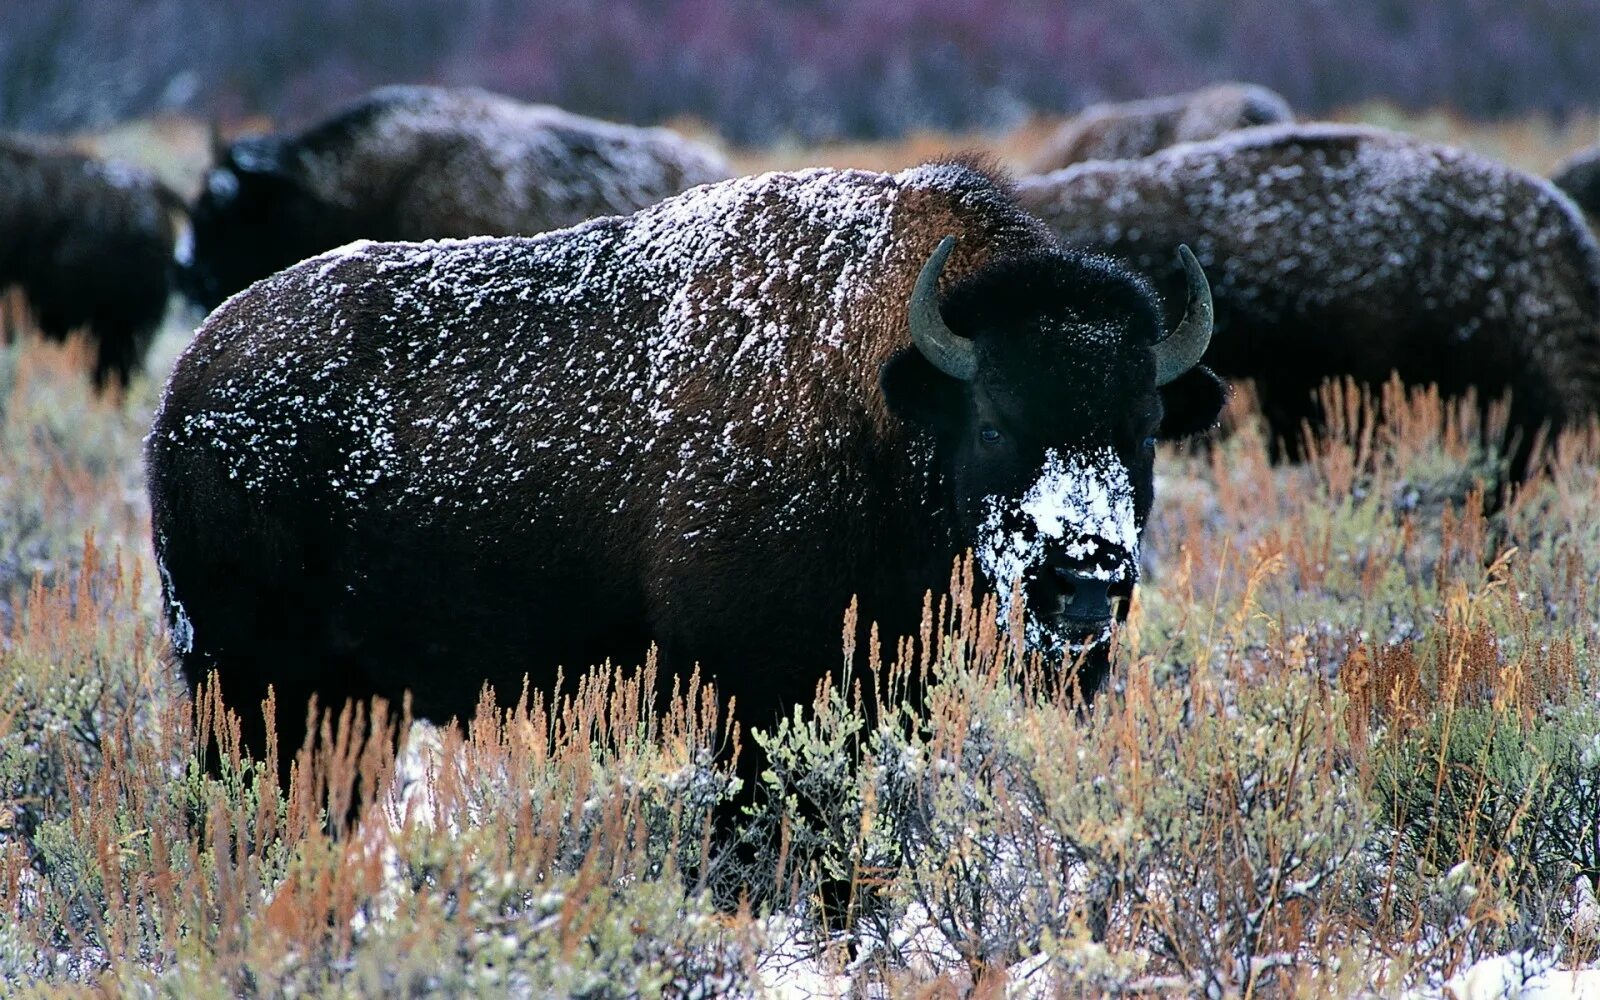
(1051, 566, 1119, 622)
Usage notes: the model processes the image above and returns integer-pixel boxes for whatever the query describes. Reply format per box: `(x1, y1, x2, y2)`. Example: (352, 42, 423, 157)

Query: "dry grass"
(0, 316, 1595, 997)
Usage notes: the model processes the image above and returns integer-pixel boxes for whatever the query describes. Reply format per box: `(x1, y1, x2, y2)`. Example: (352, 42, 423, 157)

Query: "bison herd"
(6, 81, 1600, 810)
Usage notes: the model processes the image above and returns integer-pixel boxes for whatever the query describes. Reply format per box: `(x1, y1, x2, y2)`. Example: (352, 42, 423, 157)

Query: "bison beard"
(147, 161, 1223, 886)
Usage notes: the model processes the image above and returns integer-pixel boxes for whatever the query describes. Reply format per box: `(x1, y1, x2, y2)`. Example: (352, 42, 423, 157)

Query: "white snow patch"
(173, 226, 193, 267)
(1441, 953, 1600, 1000)
(975, 447, 1137, 651)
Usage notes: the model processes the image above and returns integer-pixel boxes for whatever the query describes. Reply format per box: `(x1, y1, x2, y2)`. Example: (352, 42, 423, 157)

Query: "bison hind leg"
(177, 628, 376, 800)
(155, 480, 372, 798)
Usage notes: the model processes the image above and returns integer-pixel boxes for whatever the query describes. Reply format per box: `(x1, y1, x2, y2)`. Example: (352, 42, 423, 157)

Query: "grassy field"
(2, 110, 1599, 996)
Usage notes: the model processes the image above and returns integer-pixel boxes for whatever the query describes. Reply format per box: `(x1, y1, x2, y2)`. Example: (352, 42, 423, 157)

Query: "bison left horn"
(1154, 244, 1214, 386)
(908, 235, 977, 381)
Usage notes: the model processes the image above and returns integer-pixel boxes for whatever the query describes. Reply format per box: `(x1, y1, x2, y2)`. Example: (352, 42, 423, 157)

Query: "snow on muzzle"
(975, 446, 1139, 655)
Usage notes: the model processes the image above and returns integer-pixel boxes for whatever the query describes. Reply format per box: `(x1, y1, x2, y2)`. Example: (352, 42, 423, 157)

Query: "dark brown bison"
(1027, 83, 1293, 174)
(1552, 145, 1600, 225)
(1018, 124, 1600, 467)
(1, 135, 180, 386)
(148, 160, 1224, 788)
(174, 85, 732, 310)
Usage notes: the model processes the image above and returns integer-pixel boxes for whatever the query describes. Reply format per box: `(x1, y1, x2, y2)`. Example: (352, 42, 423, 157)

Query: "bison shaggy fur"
(177, 85, 732, 310)
(0, 135, 179, 386)
(1018, 124, 1600, 465)
(148, 160, 1224, 786)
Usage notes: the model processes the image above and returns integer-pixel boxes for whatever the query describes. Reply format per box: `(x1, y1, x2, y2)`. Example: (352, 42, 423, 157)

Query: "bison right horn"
(908, 235, 977, 381)
(1154, 244, 1214, 386)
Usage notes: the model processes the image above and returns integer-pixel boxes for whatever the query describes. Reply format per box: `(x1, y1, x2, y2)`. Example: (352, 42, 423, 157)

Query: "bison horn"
(1154, 244, 1214, 387)
(908, 235, 977, 382)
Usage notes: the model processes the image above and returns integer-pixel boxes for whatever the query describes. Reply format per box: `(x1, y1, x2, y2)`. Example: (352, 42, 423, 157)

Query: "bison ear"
(1156, 364, 1227, 440)
(880, 347, 965, 430)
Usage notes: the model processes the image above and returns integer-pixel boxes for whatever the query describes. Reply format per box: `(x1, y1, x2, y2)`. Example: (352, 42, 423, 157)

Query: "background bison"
(1018, 123, 1600, 467)
(147, 160, 1223, 787)
(174, 85, 731, 310)
(0, 135, 180, 387)
(1552, 144, 1600, 226)
(1026, 82, 1293, 173)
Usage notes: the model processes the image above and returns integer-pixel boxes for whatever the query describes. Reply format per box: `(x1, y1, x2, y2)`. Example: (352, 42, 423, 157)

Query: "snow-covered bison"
(148, 160, 1224, 782)
(1, 136, 181, 386)
(1018, 124, 1600, 466)
(174, 85, 731, 310)
(1027, 83, 1293, 174)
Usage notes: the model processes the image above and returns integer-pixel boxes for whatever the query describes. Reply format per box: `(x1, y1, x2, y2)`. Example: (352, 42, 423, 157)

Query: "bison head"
(880, 237, 1223, 689)
(175, 137, 351, 310)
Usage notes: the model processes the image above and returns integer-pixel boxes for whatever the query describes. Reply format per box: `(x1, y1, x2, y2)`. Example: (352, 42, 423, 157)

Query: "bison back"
(1018, 124, 1600, 454)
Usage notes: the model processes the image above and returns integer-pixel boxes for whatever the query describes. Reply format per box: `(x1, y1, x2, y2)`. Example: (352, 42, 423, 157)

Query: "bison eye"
(1141, 435, 1157, 455)
(980, 426, 1003, 444)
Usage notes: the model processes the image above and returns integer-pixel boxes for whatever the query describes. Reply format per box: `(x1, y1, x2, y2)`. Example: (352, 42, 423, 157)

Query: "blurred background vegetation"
(7, 0, 1600, 144)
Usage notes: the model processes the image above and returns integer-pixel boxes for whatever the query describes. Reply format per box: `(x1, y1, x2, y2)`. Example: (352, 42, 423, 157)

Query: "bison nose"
(1051, 567, 1132, 625)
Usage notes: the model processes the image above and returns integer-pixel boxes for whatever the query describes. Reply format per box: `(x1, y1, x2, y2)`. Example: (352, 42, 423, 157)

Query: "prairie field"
(2, 110, 1600, 998)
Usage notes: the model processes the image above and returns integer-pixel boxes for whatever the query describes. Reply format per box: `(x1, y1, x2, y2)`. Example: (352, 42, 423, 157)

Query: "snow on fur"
(154, 162, 1021, 541)
(1021, 122, 1600, 332)
(1017, 122, 1600, 443)
(283, 85, 730, 236)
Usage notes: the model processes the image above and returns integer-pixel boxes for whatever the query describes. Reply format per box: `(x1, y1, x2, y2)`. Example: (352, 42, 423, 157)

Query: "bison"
(148, 159, 1224, 790)
(174, 85, 732, 311)
(1552, 145, 1600, 226)
(1027, 83, 1293, 174)
(1, 135, 180, 387)
(1017, 124, 1600, 467)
